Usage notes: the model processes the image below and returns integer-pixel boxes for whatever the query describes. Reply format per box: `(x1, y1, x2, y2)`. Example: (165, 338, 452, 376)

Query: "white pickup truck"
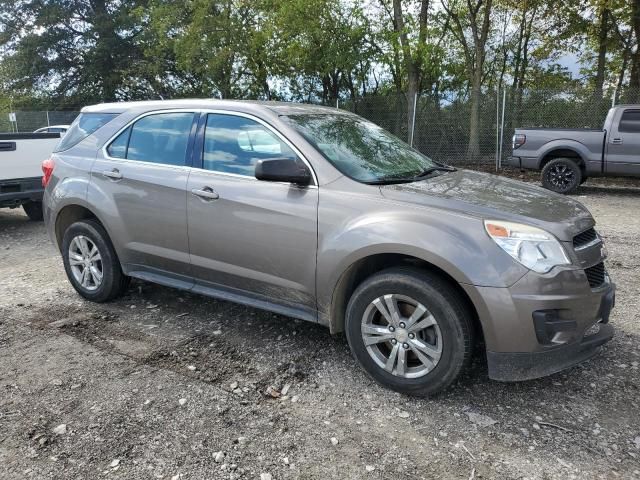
(0, 132, 61, 220)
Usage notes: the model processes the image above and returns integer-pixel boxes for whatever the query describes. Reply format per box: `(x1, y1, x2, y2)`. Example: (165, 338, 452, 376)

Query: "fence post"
(611, 88, 617, 108)
(410, 93, 417, 147)
(498, 89, 507, 169)
(46, 111, 50, 127)
(495, 87, 500, 171)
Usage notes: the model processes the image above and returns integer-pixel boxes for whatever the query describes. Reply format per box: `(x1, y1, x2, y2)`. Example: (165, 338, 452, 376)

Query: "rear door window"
(107, 112, 195, 166)
(619, 110, 640, 133)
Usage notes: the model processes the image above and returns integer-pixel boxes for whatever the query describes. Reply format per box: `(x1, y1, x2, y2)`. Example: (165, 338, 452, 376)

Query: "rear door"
(90, 111, 198, 281)
(186, 112, 318, 317)
(605, 108, 640, 176)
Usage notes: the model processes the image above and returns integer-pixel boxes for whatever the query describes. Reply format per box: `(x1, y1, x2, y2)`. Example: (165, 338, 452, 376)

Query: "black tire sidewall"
(61, 220, 123, 302)
(542, 158, 581, 194)
(345, 268, 472, 396)
(23, 201, 43, 221)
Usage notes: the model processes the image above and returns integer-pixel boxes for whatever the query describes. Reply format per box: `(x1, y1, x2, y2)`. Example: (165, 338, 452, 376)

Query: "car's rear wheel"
(541, 158, 581, 194)
(345, 267, 474, 396)
(22, 201, 43, 221)
(61, 219, 129, 302)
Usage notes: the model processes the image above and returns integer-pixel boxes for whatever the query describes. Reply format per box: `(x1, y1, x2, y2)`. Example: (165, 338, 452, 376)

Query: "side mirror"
(255, 158, 312, 186)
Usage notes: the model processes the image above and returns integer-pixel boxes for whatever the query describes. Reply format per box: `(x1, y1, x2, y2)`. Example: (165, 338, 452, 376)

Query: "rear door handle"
(611, 138, 623, 145)
(191, 187, 219, 201)
(102, 169, 123, 180)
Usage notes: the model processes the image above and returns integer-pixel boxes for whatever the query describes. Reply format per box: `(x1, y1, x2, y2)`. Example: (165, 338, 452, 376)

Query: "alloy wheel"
(548, 163, 574, 189)
(361, 294, 443, 379)
(68, 235, 103, 291)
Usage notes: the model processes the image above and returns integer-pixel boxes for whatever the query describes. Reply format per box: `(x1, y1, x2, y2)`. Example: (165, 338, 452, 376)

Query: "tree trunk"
(466, 64, 483, 161)
(464, 0, 493, 161)
(630, 0, 640, 102)
(593, 5, 610, 100)
(392, 0, 429, 142)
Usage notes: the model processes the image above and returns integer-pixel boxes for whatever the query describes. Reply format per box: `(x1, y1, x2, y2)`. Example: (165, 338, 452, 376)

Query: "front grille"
(585, 262, 606, 288)
(573, 228, 598, 249)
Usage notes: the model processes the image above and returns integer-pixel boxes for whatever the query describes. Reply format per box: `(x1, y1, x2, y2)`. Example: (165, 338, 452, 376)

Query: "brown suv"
(43, 100, 615, 395)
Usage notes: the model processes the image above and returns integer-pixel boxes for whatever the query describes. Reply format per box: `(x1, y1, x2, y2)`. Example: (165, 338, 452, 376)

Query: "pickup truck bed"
(507, 105, 640, 193)
(0, 132, 61, 220)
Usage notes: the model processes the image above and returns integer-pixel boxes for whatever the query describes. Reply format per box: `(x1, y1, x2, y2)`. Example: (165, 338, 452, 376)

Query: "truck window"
(619, 110, 640, 133)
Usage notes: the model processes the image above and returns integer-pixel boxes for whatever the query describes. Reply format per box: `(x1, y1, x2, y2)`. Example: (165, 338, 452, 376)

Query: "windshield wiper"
(413, 165, 457, 179)
(363, 165, 457, 185)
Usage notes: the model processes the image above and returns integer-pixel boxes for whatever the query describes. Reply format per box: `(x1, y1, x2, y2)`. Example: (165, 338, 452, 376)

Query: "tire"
(22, 201, 43, 221)
(541, 158, 582, 194)
(345, 267, 474, 396)
(61, 219, 130, 302)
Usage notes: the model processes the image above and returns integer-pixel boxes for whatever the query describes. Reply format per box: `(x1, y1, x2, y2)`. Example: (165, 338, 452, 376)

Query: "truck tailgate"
(0, 133, 61, 181)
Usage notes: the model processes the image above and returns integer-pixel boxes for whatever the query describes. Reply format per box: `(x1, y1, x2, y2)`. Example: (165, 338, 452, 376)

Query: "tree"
(630, 0, 640, 101)
(0, 0, 148, 107)
(442, 0, 494, 161)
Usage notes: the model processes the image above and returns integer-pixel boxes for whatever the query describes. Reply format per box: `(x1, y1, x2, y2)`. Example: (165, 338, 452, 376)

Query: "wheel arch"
(539, 147, 586, 173)
(54, 204, 108, 251)
(327, 253, 483, 343)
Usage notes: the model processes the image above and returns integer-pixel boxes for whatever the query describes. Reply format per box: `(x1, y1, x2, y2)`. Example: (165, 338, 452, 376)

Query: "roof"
(81, 99, 347, 116)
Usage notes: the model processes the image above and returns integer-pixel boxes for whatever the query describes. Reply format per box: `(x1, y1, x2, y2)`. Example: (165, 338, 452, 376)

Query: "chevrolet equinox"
(43, 100, 615, 395)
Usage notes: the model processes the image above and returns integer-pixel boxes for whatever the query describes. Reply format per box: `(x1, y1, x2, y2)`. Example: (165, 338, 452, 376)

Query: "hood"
(379, 169, 593, 241)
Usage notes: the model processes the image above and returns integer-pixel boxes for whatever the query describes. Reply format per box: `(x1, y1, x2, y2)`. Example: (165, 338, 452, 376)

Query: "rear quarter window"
(54, 113, 118, 152)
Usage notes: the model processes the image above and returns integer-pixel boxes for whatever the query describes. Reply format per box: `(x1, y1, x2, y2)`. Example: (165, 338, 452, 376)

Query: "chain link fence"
(343, 86, 640, 168)
(0, 111, 80, 133)
(2, 86, 638, 168)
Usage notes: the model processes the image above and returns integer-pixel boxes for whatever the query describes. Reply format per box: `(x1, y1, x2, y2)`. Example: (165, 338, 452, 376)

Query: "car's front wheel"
(61, 219, 129, 302)
(345, 267, 474, 396)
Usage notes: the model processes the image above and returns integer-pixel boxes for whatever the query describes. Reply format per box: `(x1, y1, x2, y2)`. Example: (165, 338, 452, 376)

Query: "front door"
(186, 112, 318, 317)
(90, 111, 197, 280)
(606, 108, 640, 176)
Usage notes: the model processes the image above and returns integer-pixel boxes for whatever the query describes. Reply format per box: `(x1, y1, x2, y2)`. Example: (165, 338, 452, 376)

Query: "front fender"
(316, 209, 528, 315)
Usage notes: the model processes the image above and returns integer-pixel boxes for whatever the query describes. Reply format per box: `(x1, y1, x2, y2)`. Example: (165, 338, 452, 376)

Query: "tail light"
(42, 158, 55, 187)
(512, 134, 526, 149)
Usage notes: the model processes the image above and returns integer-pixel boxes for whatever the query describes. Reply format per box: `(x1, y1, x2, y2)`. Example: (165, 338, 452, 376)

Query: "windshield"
(54, 112, 118, 152)
(283, 113, 440, 183)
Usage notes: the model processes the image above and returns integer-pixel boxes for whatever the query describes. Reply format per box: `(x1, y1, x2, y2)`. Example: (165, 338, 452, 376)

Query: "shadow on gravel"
(21, 279, 630, 410)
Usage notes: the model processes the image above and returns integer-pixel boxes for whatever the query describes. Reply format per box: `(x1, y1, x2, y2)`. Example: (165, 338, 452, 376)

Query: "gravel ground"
(1, 182, 640, 479)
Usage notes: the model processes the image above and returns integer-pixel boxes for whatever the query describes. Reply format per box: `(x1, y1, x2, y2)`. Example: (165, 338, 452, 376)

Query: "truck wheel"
(541, 158, 581, 194)
(61, 219, 130, 302)
(22, 201, 43, 221)
(345, 267, 474, 396)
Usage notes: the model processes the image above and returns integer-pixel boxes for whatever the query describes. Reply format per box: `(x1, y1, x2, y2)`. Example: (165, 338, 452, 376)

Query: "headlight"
(484, 220, 570, 273)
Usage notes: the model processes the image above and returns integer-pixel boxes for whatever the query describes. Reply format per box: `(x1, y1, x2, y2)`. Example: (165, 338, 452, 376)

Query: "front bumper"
(462, 268, 615, 382)
(487, 285, 615, 381)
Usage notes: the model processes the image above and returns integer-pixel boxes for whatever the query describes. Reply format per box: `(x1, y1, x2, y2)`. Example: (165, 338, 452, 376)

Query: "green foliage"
(0, 0, 638, 110)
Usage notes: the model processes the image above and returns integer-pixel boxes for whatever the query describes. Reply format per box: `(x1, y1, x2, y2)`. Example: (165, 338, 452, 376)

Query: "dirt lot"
(1, 182, 640, 480)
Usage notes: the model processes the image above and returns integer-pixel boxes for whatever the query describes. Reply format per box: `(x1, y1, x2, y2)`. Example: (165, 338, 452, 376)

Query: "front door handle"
(611, 138, 623, 145)
(102, 168, 123, 180)
(191, 187, 219, 201)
